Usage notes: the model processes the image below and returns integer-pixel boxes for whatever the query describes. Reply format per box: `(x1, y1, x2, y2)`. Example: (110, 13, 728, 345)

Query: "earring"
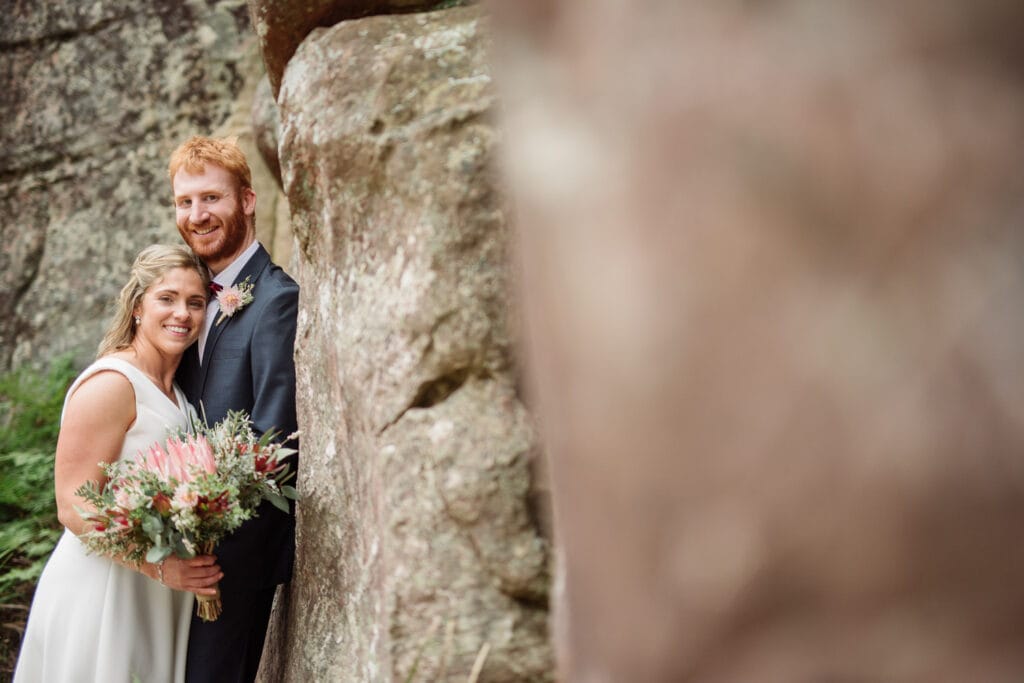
(134, 316, 141, 325)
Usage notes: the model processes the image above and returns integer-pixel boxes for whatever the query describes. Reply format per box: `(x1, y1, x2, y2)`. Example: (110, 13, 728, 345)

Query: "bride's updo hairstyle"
(97, 244, 210, 358)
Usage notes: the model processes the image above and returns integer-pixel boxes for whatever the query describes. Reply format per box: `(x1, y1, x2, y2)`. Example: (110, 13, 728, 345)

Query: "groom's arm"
(249, 280, 299, 447)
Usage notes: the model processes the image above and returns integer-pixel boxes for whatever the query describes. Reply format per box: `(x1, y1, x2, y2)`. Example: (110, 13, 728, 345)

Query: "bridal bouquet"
(76, 410, 297, 621)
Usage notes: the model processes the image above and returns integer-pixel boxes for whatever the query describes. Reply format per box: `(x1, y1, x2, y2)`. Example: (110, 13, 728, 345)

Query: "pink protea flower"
(141, 435, 216, 484)
(190, 435, 217, 474)
(217, 287, 244, 314)
(214, 277, 254, 325)
(167, 435, 217, 478)
(141, 443, 172, 482)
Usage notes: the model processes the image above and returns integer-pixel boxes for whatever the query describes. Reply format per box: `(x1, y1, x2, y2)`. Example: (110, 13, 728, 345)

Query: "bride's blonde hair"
(97, 245, 210, 358)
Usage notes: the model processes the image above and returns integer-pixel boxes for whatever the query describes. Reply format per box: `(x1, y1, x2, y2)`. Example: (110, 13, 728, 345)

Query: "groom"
(169, 136, 299, 682)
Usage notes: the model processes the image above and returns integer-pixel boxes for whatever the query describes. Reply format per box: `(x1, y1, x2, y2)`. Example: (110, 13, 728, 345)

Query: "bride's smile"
(133, 267, 207, 354)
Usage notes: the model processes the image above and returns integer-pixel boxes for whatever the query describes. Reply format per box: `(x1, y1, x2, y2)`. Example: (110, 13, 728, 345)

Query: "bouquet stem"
(195, 540, 222, 622)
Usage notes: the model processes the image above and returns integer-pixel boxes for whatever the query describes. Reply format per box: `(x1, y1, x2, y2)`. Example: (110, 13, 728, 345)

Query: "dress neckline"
(97, 356, 184, 414)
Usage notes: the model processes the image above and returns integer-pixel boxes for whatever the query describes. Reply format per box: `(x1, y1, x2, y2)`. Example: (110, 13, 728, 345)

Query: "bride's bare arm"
(53, 370, 136, 537)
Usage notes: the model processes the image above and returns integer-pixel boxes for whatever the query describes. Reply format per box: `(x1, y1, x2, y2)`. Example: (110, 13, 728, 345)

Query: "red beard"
(181, 202, 250, 267)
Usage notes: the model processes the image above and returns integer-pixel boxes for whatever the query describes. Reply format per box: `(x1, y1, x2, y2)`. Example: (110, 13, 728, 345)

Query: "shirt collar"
(212, 241, 261, 288)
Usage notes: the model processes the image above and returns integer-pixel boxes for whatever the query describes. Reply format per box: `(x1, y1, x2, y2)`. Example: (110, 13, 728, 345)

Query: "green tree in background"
(0, 356, 77, 670)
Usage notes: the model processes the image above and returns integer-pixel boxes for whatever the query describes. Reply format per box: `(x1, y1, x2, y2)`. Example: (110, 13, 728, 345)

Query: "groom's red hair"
(168, 136, 253, 192)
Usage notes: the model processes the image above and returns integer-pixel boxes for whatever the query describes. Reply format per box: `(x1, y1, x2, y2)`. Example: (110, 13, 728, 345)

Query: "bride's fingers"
(176, 557, 221, 575)
(188, 570, 223, 588)
(186, 569, 223, 594)
(163, 556, 222, 592)
(189, 570, 224, 588)
(184, 554, 218, 567)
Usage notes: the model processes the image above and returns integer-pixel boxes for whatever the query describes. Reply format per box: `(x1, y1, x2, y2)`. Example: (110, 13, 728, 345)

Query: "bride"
(15, 244, 223, 682)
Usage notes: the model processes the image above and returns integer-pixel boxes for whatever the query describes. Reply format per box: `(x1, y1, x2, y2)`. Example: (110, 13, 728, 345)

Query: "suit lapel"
(179, 343, 201, 399)
(197, 245, 273, 396)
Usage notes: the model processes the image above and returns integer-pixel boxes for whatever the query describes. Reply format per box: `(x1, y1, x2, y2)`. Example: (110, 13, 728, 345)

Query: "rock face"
(0, 0, 287, 372)
(490, 1, 1024, 681)
(262, 5, 552, 681)
(248, 0, 435, 97)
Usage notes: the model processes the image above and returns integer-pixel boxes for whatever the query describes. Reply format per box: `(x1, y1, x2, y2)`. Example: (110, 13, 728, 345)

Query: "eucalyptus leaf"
(142, 515, 163, 539)
(145, 545, 172, 564)
(281, 485, 299, 500)
(265, 490, 289, 513)
(172, 536, 192, 559)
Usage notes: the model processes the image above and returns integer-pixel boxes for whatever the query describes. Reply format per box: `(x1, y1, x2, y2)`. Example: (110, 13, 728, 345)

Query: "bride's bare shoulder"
(64, 367, 136, 429)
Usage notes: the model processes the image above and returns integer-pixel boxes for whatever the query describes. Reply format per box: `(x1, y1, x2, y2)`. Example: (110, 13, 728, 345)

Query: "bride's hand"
(152, 555, 223, 594)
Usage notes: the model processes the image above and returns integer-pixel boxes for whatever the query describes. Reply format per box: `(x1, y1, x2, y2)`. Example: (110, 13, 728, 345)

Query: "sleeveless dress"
(14, 357, 196, 683)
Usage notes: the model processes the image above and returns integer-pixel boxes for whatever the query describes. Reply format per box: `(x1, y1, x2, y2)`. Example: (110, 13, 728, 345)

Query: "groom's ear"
(242, 187, 256, 217)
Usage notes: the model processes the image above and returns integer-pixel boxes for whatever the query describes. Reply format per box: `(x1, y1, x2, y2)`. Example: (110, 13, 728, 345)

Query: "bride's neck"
(116, 345, 179, 391)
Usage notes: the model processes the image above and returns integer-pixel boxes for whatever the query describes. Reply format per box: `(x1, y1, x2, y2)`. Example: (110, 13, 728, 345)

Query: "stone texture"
(252, 75, 283, 188)
(490, 1, 1024, 681)
(248, 0, 438, 98)
(266, 6, 552, 681)
(0, 0, 289, 372)
(249, 72, 297, 271)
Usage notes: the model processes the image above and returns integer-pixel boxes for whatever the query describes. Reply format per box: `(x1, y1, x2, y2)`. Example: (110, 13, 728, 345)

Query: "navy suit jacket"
(176, 244, 299, 590)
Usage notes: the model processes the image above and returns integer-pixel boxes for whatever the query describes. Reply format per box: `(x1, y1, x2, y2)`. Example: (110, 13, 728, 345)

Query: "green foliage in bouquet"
(0, 356, 77, 601)
(200, 410, 298, 515)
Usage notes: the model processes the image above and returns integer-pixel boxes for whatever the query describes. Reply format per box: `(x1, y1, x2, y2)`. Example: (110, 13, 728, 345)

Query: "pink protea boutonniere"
(215, 277, 254, 325)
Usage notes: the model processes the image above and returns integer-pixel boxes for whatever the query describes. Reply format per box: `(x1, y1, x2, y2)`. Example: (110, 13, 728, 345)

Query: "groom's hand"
(161, 555, 223, 595)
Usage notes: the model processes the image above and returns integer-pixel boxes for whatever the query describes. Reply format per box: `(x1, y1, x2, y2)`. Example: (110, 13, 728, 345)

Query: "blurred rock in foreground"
(490, 1, 1024, 681)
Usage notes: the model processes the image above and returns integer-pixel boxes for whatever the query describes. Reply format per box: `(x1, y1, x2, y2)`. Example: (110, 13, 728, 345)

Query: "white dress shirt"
(198, 241, 262, 362)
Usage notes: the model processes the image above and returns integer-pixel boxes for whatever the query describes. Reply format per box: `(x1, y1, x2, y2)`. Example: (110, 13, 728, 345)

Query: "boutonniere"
(214, 277, 254, 325)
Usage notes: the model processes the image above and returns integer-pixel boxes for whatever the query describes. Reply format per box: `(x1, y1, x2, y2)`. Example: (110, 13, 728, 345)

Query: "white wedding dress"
(14, 357, 195, 683)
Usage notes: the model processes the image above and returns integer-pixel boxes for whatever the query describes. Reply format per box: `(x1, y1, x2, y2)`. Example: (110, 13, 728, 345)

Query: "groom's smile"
(173, 163, 257, 275)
